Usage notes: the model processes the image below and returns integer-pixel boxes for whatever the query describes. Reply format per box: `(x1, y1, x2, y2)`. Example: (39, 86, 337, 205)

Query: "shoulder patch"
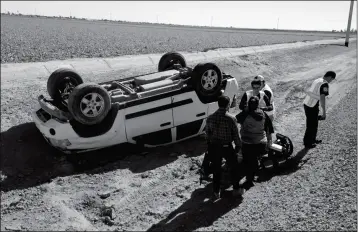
(322, 87, 328, 93)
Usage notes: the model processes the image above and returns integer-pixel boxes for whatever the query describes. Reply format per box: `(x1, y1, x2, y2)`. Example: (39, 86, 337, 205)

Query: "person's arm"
(239, 93, 248, 111)
(205, 118, 213, 143)
(264, 90, 272, 103)
(261, 94, 273, 111)
(264, 112, 274, 145)
(320, 94, 326, 118)
(319, 83, 329, 120)
(235, 111, 246, 125)
(231, 118, 242, 152)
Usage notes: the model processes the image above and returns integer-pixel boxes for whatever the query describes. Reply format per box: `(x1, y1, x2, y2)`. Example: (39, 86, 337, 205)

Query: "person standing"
(255, 75, 275, 121)
(236, 96, 275, 189)
(303, 71, 336, 149)
(239, 77, 273, 116)
(205, 95, 244, 201)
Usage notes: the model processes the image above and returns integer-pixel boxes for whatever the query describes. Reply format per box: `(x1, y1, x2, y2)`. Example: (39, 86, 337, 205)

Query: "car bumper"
(33, 107, 119, 154)
(38, 95, 72, 121)
(32, 109, 74, 151)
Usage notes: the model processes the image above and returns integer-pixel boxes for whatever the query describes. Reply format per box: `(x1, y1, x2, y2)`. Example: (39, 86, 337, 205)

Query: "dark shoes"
(304, 143, 316, 149)
(232, 188, 245, 198)
(304, 139, 322, 149)
(210, 192, 220, 202)
(243, 181, 255, 190)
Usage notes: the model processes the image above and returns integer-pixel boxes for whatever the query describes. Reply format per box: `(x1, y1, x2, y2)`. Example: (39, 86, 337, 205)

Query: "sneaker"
(233, 188, 245, 197)
(243, 181, 254, 190)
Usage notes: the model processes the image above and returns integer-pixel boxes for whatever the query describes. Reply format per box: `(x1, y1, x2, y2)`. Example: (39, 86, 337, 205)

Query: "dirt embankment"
(1, 43, 356, 231)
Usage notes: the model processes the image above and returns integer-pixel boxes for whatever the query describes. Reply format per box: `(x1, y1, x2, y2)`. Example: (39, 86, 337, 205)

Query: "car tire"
(47, 68, 84, 102)
(68, 83, 111, 125)
(193, 63, 223, 101)
(158, 52, 187, 71)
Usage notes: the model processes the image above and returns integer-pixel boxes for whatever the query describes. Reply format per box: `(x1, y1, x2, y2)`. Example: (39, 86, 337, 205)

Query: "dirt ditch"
(1, 43, 356, 231)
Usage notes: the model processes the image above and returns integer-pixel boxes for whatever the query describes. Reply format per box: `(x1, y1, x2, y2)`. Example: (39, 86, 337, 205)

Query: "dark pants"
(207, 144, 242, 194)
(303, 104, 319, 146)
(242, 143, 266, 183)
(201, 151, 213, 175)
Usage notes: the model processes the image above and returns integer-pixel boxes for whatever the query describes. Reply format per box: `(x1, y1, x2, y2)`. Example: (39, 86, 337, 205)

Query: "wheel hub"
(201, 69, 218, 90)
(80, 93, 105, 117)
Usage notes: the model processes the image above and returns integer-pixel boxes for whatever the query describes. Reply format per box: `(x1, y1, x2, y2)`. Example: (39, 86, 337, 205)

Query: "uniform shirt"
(312, 83, 329, 108)
(206, 108, 241, 147)
(320, 83, 329, 96)
(263, 90, 272, 103)
(238, 92, 273, 111)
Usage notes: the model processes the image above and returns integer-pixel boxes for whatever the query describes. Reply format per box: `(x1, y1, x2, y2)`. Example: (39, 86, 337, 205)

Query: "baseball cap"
(253, 75, 264, 82)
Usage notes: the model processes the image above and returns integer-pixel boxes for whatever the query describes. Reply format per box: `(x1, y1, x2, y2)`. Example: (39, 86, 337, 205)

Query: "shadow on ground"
(255, 147, 310, 183)
(147, 183, 242, 232)
(0, 122, 207, 192)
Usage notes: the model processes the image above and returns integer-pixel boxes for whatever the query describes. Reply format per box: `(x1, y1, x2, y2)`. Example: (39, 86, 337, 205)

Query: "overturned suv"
(32, 52, 239, 154)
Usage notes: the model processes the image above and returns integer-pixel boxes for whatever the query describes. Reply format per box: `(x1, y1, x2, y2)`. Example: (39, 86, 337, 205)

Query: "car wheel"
(47, 68, 84, 103)
(68, 83, 111, 125)
(158, 52, 187, 71)
(193, 63, 223, 100)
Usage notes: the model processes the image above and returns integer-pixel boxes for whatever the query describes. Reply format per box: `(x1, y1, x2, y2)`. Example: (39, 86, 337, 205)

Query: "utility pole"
(211, 16, 213, 27)
(277, 17, 279, 30)
(156, 15, 159, 23)
(345, 0, 354, 47)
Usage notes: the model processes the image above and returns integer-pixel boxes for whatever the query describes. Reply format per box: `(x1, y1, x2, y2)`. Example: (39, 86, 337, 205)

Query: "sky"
(1, 1, 357, 31)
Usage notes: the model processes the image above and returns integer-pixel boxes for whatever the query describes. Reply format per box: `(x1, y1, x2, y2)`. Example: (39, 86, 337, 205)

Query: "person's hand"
(266, 140, 272, 151)
(318, 113, 326, 120)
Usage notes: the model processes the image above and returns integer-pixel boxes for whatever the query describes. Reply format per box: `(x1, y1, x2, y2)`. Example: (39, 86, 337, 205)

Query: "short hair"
(248, 96, 259, 111)
(218, 95, 230, 108)
(324, 71, 336, 79)
(251, 80, 261, 86)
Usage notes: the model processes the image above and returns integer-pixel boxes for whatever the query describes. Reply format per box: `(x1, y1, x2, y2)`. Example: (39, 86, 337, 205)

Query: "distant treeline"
(1, 11, 355, 34)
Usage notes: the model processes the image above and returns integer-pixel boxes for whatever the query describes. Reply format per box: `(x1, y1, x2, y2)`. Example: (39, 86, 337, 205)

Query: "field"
(1, 41, 357, 230)
(0, 15, 348, 63)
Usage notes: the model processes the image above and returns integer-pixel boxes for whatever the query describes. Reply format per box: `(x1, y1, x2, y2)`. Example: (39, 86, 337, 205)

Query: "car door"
(172, 91, 208, 141)
(124, 97, 174, 146)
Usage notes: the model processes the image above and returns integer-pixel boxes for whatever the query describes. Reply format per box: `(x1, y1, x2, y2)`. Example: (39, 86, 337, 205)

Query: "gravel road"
(0, 42, 356, 231)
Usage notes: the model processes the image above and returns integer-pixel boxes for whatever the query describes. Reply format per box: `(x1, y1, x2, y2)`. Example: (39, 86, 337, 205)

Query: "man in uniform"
(256, 75, 275, 121)
(205, 95, 244, 201)
(239, 77, 273, 116)
(303, 71, 336, 149)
